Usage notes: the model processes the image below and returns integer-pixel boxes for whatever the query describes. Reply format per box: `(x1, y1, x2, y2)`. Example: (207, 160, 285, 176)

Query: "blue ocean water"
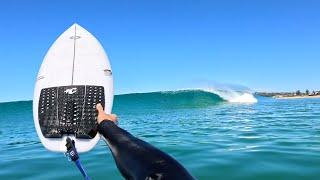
(0, 90, 320, 179)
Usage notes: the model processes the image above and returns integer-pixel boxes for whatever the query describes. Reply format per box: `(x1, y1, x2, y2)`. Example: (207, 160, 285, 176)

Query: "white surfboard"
(33, 23, 113, 153)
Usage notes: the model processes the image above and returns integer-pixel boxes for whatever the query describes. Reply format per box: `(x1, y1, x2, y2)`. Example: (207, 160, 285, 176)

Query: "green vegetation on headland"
(256, 90, 320, 99)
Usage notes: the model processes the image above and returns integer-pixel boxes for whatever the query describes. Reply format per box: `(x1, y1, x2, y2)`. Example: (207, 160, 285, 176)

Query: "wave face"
(114, 89, 257, 110)
(114, 90, 225, 109)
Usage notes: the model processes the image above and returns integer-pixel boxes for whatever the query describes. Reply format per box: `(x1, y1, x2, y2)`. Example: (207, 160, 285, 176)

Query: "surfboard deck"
(33, 24, 113, 153)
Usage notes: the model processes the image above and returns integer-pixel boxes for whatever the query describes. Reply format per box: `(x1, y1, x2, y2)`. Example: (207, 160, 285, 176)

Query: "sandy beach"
(275, 95, 320, 99)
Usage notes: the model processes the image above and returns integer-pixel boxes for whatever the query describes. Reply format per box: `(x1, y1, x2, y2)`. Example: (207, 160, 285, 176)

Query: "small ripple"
(7, 140, 40, 146)
(227, 145, 260, 152)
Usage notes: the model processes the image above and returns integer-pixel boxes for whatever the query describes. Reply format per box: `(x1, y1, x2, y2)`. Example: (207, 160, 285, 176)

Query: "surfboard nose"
(65, 23, 90, 38)
(65, 23, 81, 33)
(69, 23, 86, 31)
(64, 23, 86, 40)
(70, 23, 79, 28)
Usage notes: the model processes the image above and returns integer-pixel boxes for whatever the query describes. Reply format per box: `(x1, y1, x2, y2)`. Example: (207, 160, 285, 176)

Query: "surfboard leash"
(65, 137, 91, 180)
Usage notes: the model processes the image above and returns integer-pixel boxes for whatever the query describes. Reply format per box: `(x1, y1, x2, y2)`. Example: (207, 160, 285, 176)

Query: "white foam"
(201, 88, 258, 103)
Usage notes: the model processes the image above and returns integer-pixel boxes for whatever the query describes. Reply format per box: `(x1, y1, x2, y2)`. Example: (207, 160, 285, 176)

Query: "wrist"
(99, 119, 117, 125)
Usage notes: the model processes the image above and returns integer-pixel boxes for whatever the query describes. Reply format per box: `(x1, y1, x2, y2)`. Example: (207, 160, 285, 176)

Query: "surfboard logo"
(64, 88, 77, 94)
(70, 35, 81, 39)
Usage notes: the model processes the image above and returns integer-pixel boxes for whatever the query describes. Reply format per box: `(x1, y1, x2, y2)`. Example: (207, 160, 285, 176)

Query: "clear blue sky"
(0, 0, 319, 102)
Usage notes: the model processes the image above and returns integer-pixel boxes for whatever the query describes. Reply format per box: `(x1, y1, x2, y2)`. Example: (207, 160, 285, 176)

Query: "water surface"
(0, 91, 319, 179)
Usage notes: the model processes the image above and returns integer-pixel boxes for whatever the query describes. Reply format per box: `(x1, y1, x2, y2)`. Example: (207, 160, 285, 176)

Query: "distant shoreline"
(256, 91, 320, 100)
(274, 95, 320, 99)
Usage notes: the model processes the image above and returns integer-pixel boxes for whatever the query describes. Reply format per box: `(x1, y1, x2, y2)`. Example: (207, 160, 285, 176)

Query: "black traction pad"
(38, 85, 105, 139)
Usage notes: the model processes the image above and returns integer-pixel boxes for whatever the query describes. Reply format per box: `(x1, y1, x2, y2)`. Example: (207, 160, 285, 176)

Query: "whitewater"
(200, 88, 258, 103)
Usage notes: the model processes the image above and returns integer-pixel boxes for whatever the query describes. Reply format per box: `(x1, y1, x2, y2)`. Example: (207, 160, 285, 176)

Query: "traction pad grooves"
(38, 85, 105, 139)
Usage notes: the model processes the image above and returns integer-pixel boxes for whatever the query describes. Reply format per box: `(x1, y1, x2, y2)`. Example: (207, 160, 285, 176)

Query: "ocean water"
(0, 90, 320, 179)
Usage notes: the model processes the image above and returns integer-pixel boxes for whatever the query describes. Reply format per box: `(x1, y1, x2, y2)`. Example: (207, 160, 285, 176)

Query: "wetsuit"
(98, 120, 195, 180)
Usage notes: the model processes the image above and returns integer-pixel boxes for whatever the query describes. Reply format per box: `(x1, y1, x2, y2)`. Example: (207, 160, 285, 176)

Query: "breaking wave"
(114, 88, 257, 109)
(200, 88, 258, 103)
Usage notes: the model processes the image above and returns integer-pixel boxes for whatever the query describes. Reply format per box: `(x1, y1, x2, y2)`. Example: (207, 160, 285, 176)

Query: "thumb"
(96, 103, 104, 113)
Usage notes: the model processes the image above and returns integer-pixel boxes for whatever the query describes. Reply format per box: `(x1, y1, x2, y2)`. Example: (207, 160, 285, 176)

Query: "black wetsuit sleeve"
(98, 120, 195, 180)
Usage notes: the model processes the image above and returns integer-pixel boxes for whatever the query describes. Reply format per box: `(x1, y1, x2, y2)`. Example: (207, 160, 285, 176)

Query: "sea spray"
(178, 81, 258, 103)
(201, 88, 258, 103)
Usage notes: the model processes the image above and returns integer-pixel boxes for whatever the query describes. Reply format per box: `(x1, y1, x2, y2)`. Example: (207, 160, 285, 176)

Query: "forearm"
(98, 120, 141, 179)
(98, 120, 195, 180)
